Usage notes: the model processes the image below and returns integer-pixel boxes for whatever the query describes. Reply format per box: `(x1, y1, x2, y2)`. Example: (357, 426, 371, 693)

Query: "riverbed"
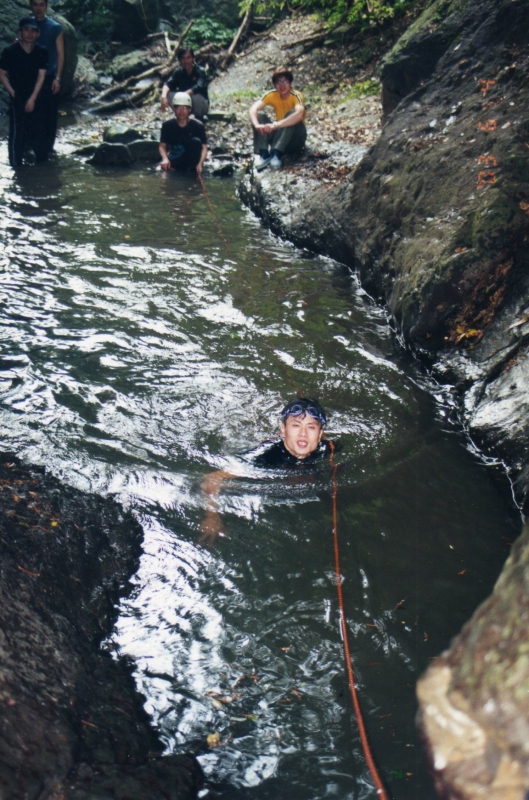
(0, 149, 520, 799)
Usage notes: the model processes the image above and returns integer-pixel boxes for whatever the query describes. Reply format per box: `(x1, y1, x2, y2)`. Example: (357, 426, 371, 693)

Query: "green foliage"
(241, 0, 419, 32)
(345, 77, 380, 99)
(186, 17, 236, 48)
(55, 0, 113, 39)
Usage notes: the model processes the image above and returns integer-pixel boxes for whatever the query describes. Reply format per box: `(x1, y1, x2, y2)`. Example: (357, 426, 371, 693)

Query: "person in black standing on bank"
(159, 92, 208, 173)
(29, 0, 64, 158)
(0, 17, 48, 167)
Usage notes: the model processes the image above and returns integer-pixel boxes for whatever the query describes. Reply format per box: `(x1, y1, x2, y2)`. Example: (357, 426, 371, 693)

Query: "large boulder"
(112, 0, 160, 43)
(74, 54, 100, 91)
(417, 521, 529, 800)
(0, 454, 203, 799)
(103, 123, 145, 143)
(109, 49, 158, 80)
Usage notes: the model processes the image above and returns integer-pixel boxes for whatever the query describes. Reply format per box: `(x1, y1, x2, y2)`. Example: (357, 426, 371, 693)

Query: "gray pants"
(168, 91, 209, 121)
(253, 110, 307, 156)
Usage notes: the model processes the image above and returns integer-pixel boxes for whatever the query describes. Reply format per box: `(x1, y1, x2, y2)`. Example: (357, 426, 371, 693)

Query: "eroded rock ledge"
(240, 0, 529, 512)
(417, 521, 529, 800)
(0, 454, 202, 800)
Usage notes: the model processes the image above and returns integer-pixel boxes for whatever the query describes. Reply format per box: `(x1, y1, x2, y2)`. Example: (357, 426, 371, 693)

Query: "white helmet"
(173, 92, 192, 108)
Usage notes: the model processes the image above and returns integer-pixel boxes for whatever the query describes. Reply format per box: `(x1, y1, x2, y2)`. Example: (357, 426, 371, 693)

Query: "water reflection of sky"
(0, 152, 519, 799)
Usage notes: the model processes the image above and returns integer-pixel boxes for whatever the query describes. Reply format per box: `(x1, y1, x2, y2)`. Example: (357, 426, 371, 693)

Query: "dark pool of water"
(0, 149, 520, 799)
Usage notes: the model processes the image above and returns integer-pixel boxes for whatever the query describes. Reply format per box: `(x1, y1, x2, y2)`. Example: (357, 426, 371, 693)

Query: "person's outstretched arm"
(199, 469, 234, 544)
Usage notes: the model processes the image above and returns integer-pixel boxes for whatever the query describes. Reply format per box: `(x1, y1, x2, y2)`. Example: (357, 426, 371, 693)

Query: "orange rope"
(329, 441, 389, 799)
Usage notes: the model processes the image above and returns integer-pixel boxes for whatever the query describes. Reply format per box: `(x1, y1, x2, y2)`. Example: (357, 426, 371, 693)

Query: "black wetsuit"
(245, 438, 334, 468)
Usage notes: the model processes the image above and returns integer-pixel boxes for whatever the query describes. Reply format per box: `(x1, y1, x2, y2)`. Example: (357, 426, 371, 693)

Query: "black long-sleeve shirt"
(165, 63, 209, 101)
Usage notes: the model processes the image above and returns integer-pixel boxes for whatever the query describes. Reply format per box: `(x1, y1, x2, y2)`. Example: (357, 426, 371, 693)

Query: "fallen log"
(89, 19, 194, 107)
(91, 81, 158, 114)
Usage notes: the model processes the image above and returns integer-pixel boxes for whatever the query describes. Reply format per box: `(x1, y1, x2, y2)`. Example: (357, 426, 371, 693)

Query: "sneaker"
(269, 154, 282, 169)
(255, 154, 272, 171)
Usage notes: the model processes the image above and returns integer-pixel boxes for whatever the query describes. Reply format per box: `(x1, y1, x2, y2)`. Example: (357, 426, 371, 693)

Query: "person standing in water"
(200, 398, 331, 543)
(0, 17, 48, 167)
(28, 0, 64, 158)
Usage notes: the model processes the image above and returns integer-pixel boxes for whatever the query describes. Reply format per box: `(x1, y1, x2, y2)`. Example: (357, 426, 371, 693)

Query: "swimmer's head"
(280, 398, 327, 427)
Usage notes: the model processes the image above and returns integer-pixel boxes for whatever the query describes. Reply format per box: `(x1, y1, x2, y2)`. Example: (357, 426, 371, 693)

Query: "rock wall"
(241, 0, 529, 511)
(0, 454, 202, 800)
(417, 521, 529, 800)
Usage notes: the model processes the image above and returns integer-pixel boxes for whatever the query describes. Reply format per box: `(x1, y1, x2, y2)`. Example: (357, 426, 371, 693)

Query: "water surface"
(0, 150, 519, 799)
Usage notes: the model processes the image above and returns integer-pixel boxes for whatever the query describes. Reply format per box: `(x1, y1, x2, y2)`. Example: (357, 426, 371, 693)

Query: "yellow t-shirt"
(261, 88, 305, 121)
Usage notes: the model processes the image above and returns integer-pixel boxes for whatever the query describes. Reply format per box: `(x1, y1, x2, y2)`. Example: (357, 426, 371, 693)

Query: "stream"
(0, 149, 520, 799)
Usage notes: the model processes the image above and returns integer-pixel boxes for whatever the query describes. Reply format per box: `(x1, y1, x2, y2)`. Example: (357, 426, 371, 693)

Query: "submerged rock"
(127, 138, 160, 161)
(88, 142, 134, 166)
(0, 454, 202, 799)
(417, 521, 529, 800)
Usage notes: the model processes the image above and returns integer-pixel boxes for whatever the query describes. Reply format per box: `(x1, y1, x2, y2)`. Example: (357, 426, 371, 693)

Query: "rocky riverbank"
(0, 454, 203, 800)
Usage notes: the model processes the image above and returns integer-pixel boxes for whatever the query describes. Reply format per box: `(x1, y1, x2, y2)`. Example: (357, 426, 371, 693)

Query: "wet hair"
(272, 67, 293, 85)
(177, 47, 195, 61)
(280, 398, 327, 426)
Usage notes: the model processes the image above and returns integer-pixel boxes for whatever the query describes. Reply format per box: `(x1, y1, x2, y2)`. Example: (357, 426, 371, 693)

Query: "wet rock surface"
(0, 454, 202, 800)
(417, 521, 529, 800)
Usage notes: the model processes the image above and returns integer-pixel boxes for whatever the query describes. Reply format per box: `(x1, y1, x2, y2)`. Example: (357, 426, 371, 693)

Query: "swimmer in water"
(200, 398, 331, 543)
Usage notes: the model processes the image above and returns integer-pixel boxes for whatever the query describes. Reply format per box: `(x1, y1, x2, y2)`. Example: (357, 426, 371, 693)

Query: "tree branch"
(220, 8, 251, 68)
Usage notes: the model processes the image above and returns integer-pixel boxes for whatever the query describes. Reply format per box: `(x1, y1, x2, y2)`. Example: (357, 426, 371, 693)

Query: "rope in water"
(196, 159, 392, 797)
(329, 441, 389, 799)
(198, 172, 233, 256)
(199, 172, 385, 795)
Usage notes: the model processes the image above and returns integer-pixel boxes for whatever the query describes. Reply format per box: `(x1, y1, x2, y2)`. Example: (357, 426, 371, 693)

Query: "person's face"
(174, 104, 191, 123)
(281, 413, 322, 460)
(179, 51, 194, 74)
(29, 0, 47, 21)
(274, 76, 292, 99)
(19, 25, 40, 43)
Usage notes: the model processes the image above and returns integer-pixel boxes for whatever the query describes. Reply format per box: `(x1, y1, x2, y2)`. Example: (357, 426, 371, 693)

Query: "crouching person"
(159, 92, 207, 174)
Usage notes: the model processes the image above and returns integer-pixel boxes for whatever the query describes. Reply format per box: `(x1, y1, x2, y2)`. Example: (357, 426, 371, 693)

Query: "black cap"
(19, 16, 39, 30)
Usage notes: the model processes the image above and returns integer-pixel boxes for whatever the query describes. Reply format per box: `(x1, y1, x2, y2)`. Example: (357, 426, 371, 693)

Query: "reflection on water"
(0, 148, 519, 799)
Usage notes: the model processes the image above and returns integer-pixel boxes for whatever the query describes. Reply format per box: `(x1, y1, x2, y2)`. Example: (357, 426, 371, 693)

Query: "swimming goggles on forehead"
(280, 401, 327, 426)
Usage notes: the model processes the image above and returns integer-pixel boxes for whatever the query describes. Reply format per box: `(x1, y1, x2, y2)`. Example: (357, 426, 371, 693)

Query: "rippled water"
(0, 150, 519, 799)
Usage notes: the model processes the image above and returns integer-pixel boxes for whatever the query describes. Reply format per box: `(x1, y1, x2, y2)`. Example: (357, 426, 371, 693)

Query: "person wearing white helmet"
(158, 91, 208, 174)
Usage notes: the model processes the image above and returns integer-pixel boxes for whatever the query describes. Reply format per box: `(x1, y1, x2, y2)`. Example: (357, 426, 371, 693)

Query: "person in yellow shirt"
(249, 67, 306, 170)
